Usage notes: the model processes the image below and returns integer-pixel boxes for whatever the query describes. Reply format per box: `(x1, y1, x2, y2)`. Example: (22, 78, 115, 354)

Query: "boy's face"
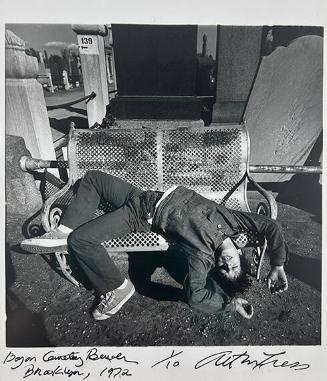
(216, 245, 241, 280)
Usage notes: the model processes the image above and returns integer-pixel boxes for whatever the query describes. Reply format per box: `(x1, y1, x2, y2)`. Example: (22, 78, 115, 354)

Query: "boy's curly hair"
(213, 252, 253, 297)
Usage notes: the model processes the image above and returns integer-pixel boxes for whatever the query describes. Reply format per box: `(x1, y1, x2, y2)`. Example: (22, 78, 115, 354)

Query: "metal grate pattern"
(234, 231, 263, 248)
(94, 203, 167, 251)
(54, 189, 74, 209)
(162, 128, 245, 193)
(103, 231, 168, 252)
(213, 198, 244, 211)
(74, 130, 158, 190)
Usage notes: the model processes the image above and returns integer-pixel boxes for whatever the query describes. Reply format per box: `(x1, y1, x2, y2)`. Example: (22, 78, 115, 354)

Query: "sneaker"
(92, 280, 135, 321)
(21, 228, 69, 254)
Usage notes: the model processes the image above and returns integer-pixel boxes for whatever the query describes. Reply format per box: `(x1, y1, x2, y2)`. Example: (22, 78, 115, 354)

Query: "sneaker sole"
(93, 285, 135, 321)
(21, 242, 68, 254)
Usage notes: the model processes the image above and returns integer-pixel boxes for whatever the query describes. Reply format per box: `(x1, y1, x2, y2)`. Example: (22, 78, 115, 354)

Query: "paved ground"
(45, 87, 88, 144)
(45, 84, 116, 143)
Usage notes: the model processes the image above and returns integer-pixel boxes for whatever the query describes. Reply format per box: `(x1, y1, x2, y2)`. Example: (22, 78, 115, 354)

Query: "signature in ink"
(194, 350, 310, 371)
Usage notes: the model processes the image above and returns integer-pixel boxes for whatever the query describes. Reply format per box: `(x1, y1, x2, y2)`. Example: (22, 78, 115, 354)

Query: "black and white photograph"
(1, 1, 326, 380)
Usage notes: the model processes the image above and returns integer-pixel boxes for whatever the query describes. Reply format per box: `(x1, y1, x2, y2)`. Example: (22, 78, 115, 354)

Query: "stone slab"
(111, 96, 202, 120)
(244, 36, 323, 182)
(6, 78, 57, 164)
(5, 29, 57, 172)
(215, 26, 262, 102)
(211, 101, 246, 124)
(212, 26, 262, 123)
(112, 24, 197, 97)
(114, 119, 205, 129)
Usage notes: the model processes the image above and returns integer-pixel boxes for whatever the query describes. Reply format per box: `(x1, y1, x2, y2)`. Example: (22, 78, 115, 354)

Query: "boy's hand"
(267, 265, 288, 294)
(233, 297, 254, 319)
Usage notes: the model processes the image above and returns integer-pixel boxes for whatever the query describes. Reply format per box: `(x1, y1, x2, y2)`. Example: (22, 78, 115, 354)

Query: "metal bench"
(22, 124, 277, 286)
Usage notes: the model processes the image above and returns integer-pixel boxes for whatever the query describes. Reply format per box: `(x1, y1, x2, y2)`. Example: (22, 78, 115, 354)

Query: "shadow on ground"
(6, 291, 53, 347)
(128, 249, 186, 302)
(6, 243, 53, 347)
(49, 114, 89, 135)
(286, 253, 321, 291)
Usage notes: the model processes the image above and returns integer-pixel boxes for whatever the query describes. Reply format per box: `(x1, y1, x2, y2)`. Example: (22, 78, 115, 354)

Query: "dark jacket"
(150, 186, 288, 314)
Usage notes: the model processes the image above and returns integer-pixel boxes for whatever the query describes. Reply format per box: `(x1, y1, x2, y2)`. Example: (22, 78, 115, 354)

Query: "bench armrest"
(41, 180, 73, 232)
(246, 174, 278, 219)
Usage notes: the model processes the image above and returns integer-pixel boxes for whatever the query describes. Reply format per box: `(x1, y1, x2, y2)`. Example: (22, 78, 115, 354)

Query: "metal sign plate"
(77, 35, 99, 55)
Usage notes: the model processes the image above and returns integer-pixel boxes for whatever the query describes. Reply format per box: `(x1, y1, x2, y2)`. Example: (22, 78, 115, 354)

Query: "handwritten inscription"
(194, 350, 310, 371)
(86, 348, 139, 365)
(2, 348, 310, 380)
(100, 367, 132, 378)
(3, 352, 37, 370)
(43, 351, 84, 367)
(3, 348, 139, 379)
(151, 349, 183, 369)
(23, 364, 87, 379)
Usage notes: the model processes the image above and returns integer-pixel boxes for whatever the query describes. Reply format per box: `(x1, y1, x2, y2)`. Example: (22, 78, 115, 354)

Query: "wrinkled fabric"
(151, 186, 288, 313)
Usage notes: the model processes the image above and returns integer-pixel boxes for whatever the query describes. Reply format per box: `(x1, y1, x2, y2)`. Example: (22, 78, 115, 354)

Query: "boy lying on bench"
(21, 171, 288, 321)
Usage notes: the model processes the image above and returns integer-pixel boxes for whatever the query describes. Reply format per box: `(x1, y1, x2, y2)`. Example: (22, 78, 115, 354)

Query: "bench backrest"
(68, 124, 250, 212)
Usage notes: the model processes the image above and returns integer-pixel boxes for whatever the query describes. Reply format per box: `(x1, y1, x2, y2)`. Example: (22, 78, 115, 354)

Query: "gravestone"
(111, 24, 201, 120)
(212, 26, 263, 123)
(62, 70, 69, 90)
(244, 36, 323, 182)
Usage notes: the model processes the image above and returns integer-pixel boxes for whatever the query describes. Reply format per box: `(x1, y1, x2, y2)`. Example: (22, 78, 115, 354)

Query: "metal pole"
(19, 156, 68, 171)
(249, 165, 322, 174)
(20, 157, 322, 175)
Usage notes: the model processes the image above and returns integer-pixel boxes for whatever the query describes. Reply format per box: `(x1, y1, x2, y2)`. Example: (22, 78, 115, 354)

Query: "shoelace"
(98, 291, 115, 312)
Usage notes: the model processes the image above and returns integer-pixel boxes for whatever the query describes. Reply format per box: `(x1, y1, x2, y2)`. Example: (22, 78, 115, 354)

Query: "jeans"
(61, 171, 144, 295)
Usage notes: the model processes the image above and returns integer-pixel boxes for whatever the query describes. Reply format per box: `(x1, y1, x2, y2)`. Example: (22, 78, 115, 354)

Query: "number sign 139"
(77, 35, 99, 55)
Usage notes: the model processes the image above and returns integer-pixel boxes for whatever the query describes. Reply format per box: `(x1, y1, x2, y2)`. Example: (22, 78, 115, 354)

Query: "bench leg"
(55, 252, 81, 287)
